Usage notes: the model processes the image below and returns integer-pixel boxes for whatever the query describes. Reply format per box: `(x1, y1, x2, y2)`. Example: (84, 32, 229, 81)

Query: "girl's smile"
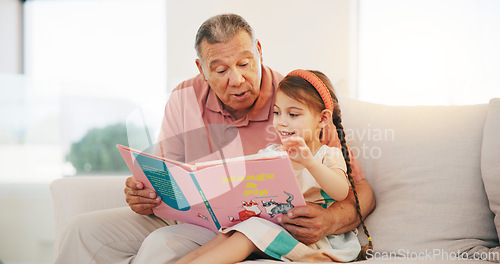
(273, 90, 323, 152)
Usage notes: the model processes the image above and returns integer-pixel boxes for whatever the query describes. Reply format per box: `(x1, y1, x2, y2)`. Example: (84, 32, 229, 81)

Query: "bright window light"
(358, 0, 500, 105)
(1, 0, 166, 183)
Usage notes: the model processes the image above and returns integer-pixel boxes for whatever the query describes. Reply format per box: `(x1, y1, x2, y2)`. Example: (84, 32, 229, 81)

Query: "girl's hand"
(281, 136, 315, 168)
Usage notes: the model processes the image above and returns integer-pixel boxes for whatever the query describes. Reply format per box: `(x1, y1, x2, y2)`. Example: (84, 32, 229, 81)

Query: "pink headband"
(285, 69, 334, 112)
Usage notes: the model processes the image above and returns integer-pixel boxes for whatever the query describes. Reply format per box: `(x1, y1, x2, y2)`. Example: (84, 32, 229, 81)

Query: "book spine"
(189, 172, 221, 231)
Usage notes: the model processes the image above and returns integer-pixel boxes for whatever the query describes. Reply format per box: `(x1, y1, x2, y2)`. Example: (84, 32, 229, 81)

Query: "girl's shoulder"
(315, 145, 343, 158)
(316, 145, 347, 169)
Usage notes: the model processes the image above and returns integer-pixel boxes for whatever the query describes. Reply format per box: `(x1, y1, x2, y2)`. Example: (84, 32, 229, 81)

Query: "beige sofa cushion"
(339, 97, 497, 258)
(50, 176, 128, 254)
(476, 98, 500, 261)
(482, 98, 500, 238)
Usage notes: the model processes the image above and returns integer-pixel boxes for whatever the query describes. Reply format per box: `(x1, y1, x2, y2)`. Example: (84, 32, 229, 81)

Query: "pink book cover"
(117, 144, 306, 232)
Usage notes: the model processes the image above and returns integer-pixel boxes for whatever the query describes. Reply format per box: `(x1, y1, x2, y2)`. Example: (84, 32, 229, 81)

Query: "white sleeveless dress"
(220, 145, 361, 262)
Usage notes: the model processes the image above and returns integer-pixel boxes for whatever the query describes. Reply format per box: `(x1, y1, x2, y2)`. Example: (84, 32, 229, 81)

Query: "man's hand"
(279, 179, 376, 245)
(278, 203, 334, 245)
(124, 176, 162, 215)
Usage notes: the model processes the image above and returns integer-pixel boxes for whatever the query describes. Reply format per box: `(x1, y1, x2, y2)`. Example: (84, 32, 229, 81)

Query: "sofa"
(50, 96, 500, 263)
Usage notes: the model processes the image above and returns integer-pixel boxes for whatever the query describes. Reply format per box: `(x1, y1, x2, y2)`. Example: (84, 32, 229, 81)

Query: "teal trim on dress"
(264, 231, 299, 259)
(320, 190, 336, 209)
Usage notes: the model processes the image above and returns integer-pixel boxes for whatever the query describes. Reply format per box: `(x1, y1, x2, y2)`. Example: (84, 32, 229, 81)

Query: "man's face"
(196, 30, 263, 119)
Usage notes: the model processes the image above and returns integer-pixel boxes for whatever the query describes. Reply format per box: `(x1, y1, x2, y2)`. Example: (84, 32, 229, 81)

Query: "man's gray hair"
(195, 13, 255, 59)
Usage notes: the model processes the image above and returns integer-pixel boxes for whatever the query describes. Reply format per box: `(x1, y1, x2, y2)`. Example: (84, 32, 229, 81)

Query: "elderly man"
(55, 14, 374, 264)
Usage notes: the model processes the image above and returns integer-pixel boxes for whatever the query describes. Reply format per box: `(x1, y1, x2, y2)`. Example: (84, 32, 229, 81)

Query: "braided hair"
(278, 70, 372, 260)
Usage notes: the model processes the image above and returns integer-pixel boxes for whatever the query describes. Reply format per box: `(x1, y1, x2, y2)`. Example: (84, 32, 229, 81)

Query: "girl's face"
(273, 90, 323, 150)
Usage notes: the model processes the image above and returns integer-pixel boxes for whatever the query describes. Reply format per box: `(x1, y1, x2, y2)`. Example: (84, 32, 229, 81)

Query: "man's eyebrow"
(209, 51, 254, 68)
(209, 60, 223, 69)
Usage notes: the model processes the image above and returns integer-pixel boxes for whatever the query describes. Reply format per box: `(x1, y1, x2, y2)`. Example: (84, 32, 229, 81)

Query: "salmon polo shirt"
(155, 65, 282, 164)
(155, 65, 365, 182)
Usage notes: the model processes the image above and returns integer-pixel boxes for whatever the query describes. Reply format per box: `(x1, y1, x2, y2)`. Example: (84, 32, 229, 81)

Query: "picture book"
(116, 144, 306, 232)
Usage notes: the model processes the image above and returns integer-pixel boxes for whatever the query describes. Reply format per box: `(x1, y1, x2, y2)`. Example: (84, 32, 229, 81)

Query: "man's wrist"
(326, 197, 359, 235)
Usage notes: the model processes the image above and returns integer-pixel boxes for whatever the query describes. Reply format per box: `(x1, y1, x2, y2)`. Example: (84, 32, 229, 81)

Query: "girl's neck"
(307, 139, 323, 156)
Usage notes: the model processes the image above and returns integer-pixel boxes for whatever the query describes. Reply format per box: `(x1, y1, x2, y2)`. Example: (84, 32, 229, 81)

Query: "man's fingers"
(278, 204, 327, 245)
(287, 204, 315, 218)
(280, 221, 320, 245)
(130, 195, 161, 205)
(124, 176, 157, 199)
(124, 176, 161, 215)
(130, 201, 158, 216)
(125, 176, 143, 189)
(279, 210, 316, 229)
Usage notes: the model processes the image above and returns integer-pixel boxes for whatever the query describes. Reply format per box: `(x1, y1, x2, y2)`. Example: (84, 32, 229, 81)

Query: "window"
(357, 0, 500, 105)
(1, 0, 167, 182)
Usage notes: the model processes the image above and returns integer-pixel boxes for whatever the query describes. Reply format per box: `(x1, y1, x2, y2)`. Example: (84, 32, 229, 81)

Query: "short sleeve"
(318, 146, 348, 176)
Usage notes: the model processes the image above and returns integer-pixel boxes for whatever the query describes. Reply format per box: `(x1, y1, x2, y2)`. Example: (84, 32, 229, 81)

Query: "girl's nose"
(277, 117, 287, 127)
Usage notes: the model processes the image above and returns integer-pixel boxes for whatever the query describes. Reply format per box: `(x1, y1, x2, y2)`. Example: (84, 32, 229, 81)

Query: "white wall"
(0, 0, 23, 74)
(166, 0, 357, 96)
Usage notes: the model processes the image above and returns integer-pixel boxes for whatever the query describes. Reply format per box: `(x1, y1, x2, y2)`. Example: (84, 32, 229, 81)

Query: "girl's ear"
(318, 109, 332, 128)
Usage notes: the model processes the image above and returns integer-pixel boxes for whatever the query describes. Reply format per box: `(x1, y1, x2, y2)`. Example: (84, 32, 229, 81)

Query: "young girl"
(175, 69, 372, 264)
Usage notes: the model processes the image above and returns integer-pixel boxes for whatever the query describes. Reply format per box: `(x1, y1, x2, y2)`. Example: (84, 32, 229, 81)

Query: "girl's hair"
(278, 70, 373, 260)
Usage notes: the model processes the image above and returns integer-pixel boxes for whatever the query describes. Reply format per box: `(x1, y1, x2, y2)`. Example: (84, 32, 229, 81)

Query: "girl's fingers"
(282, 136, 305, 147)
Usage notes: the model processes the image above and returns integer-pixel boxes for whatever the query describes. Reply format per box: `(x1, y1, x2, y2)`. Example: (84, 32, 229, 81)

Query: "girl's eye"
(273, 111, 280, 116)
(289, 113, 299, 117)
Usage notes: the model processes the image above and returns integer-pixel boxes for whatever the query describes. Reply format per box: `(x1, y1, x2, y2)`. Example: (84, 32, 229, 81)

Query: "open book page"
(117, 144, 306, 232)
(117, 144, 196, 171)
(191, 157, 306, 231)
(193, 150, 288, 170)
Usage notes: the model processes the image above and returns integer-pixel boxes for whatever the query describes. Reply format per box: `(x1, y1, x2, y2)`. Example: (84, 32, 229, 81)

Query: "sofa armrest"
(50, 176, 128, 252)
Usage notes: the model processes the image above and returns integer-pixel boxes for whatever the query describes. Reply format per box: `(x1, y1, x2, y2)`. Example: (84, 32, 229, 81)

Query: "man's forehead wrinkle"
(206, 49, 254, 68)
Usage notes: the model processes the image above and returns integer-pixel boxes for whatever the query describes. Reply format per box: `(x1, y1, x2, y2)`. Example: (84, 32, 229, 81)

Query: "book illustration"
(229, 200, 262, 222)
(117, 144, 306, 232)
(197, 213, 209, 221)
(262, 191, 295, 218)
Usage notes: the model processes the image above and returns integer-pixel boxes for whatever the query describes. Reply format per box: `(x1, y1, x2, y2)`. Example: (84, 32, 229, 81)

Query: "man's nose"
(228, 68, 245, 87)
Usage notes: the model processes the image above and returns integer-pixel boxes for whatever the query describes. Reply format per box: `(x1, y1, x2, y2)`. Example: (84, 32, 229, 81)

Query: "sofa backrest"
(339, 96, 498, 259)
(50, 176, 128, 255)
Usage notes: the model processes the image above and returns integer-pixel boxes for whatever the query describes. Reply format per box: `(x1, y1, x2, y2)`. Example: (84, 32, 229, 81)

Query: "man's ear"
(195, 59, 205, 79)
(256, 39, 263, 63)
(318, 109, 332, 128)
